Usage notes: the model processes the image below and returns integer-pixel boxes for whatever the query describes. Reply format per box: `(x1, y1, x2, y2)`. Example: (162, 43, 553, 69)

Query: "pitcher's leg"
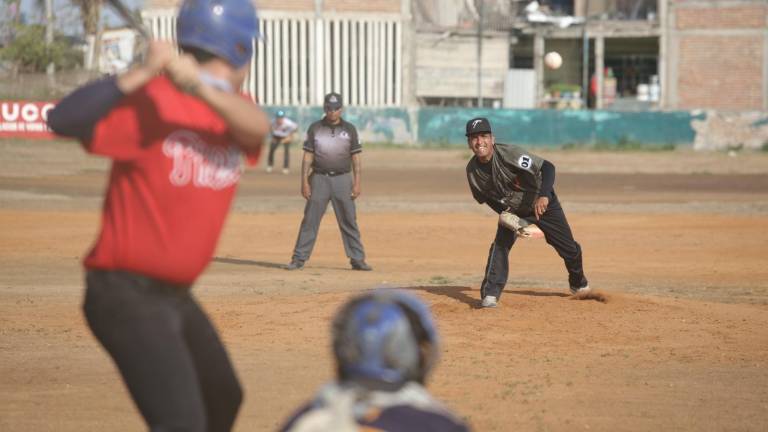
(292, 175, 331, 263)
(329, 175, 366, 262)
(536, 205, 588, 289)
(479, 224, 517, 299)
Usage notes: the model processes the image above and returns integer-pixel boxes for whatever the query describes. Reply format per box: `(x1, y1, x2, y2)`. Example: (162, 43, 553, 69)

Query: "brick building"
(142, 0, 768, 111)
(663, 0, 767, 110)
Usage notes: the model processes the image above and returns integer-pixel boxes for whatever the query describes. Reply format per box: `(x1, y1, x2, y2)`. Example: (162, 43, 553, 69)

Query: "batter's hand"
(351, 183, 361, 200)
(166, 53, 203, 95)
(301, 181, 311, 200)
(143, 40, 175, 75)
(116, 40, 174, 94)
(534, 196, 549, 220)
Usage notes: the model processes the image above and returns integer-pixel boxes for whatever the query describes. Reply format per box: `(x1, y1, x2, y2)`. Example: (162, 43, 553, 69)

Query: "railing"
(142, 10, 403, 107)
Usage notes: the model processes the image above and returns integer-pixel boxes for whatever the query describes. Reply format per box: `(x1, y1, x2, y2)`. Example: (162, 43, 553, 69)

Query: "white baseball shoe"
(570, 284, 591, 295)
(266, 166, 273, 173)
(481, 295, 498, 308)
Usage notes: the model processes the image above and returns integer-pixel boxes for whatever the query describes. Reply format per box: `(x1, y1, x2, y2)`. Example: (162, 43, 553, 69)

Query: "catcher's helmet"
(177, 0, 260, 68)
(332, 290, 439, 388)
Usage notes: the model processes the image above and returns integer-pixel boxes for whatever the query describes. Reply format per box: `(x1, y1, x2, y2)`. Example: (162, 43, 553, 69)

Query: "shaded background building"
(141, 0, 767, 112)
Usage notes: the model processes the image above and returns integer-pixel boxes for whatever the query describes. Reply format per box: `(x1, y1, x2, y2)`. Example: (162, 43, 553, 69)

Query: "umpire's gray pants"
(292, 172, 366, 263)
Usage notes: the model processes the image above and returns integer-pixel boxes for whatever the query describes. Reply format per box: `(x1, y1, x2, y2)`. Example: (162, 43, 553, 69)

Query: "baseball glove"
(499, 211, 544, 239)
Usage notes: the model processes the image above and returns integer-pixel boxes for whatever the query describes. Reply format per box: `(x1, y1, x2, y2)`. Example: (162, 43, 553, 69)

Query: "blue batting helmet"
(276, 110, 285, 118)
(332, 290, 439, 388)
(177, 0, 260, 68)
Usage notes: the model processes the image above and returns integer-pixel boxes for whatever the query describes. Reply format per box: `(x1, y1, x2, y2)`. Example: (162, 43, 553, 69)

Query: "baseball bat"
(104, 0, 151, 39)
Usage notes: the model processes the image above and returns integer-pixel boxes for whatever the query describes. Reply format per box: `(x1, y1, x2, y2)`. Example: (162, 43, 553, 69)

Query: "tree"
(73, 0, 103, 70)
(0, 23, 83, 72)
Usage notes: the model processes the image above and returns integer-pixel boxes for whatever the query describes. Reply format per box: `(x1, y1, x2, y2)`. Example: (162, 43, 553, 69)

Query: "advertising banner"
(0, 101, 57, 139)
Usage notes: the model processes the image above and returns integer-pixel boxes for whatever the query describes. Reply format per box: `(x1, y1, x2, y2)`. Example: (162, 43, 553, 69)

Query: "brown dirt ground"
(1, 141, 767, 431)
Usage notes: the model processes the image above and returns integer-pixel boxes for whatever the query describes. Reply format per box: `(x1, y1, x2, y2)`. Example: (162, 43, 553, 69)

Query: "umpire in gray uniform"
(465, 117, 590, 308)
(285, 93, 372, 271)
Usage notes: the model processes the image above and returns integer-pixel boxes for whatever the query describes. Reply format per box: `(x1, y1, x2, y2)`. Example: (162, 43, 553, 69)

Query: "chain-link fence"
(0, 68, 99, 100)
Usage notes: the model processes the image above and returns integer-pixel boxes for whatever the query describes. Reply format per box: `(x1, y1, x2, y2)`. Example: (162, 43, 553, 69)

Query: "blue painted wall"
(417, 108, 704, 148)
(265, 106, 704, 148)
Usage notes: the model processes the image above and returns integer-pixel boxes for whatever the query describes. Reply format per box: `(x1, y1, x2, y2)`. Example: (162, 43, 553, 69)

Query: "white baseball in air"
(544, 51, 563, 70)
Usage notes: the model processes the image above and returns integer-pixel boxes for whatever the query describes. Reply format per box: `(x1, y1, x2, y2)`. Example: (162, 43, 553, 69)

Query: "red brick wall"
(673, 1, 766, 110)
(676, 4, 767, 29)
(678, 36, 764, 110)
(257, 0, 315, 11)
(323, 0, 400, 13)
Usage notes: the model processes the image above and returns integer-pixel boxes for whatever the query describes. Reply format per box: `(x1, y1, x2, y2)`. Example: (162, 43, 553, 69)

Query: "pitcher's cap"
(466, 117, 492, 136)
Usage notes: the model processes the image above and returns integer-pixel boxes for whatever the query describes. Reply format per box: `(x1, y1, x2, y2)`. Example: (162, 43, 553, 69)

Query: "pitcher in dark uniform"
(464, 117, 590, 308)
(285, 93, 371, 271)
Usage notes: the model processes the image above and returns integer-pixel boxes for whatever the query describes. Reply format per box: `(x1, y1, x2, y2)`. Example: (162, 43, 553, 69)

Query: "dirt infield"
(1, 141, 767, 431)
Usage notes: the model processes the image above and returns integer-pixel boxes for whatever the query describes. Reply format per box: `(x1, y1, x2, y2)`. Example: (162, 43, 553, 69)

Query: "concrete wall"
(664, 0, 768, 110)
(263, 106, 768, 150)
(415, 32, 509, 99)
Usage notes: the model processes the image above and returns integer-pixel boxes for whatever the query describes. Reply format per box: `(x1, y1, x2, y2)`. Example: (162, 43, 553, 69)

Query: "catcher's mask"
(332, 290, 439, 389)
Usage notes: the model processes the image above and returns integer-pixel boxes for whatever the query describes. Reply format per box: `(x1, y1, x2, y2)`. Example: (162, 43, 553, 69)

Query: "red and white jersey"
(83, 76, 258, 285)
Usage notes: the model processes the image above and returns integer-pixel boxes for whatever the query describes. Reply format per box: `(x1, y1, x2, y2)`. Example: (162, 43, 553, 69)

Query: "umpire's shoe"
(350, 260, 373, 271)
(284, 260, 304, 270)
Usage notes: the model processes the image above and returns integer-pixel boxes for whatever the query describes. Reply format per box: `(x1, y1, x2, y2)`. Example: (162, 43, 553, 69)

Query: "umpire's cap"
(324, 92, 343, 111)
(466, 117, 492, 136)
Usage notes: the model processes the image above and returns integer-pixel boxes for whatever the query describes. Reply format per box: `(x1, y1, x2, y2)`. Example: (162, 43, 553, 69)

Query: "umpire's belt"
(314, 169, 349, 176)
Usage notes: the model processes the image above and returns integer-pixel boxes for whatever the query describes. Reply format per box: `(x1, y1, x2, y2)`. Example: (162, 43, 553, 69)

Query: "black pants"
(267, 137, 289, 169)
(480, 195, 588, 299)
(83, 270, 242, 432)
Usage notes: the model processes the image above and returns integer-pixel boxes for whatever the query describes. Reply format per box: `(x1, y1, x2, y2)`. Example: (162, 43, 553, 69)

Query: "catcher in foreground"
(279, 290, 470, 432)
(465, 117, 591, 308)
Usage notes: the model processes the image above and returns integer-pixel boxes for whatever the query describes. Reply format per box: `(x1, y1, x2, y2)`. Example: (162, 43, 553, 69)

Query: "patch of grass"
(428, 275, 452, 285)
(593, 136, 676, 152)
(422, 140, 463, 149)
(360, 141, 411, 149)
(361, 141, 467, 150)
(560, 142, 592, 151)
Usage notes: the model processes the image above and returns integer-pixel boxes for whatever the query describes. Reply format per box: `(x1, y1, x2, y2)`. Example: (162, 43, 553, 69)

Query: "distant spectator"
(266, 110, 298, 174)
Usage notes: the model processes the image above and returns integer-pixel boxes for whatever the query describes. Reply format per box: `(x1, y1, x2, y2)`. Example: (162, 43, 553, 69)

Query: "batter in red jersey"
(46, 1, 269, 430)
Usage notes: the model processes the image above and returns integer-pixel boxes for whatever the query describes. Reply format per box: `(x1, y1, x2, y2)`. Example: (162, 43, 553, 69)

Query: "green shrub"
(0, 24, 83, 72)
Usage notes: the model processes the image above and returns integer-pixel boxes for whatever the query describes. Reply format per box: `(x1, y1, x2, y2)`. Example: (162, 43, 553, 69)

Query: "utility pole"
(581, 0, 590, 109)
(476, 0, 484, 107)
(45, 0, 56, 87)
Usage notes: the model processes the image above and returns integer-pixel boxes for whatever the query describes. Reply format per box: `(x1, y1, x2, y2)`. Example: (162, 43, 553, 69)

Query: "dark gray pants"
(267, 137, 289, 169)
(480, 196, 588, 299)
(291, 172, 366, 263)
(83, 270, 242, 432)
